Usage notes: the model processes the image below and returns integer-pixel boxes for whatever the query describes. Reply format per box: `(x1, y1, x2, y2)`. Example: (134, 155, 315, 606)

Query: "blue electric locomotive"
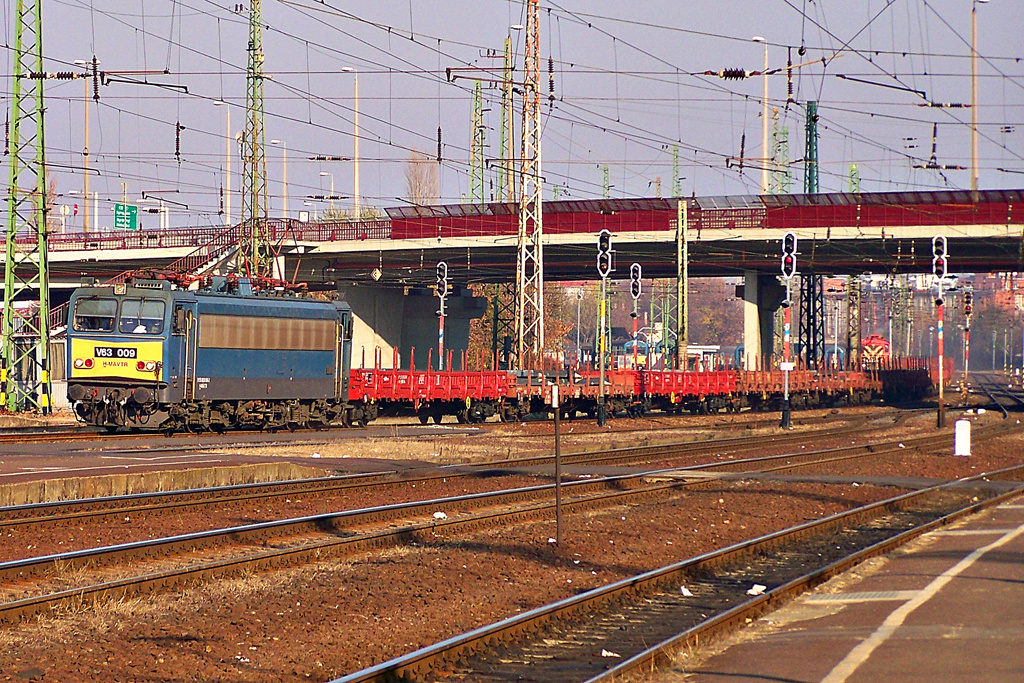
(66, 277, 374, 432)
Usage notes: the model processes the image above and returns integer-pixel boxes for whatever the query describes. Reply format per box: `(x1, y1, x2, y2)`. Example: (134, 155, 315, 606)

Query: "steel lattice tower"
(515, 0, 544, 367)
(239, 0, 272, 279)
(3, 0, 51, 413)
(469, 80, 485, 205)
(803, 101, 819, 194)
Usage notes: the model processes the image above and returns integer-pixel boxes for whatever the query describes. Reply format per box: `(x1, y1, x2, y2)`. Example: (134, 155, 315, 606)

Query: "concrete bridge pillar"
(742, 270, 786, 370)
(336, 285, 486, 370)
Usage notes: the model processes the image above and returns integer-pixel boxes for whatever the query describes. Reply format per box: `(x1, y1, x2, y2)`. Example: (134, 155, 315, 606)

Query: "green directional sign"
(114, 203, 139, 230)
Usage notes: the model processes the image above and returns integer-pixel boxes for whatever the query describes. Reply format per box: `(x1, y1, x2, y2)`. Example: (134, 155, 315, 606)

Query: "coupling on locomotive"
(66, 277, 376, 433)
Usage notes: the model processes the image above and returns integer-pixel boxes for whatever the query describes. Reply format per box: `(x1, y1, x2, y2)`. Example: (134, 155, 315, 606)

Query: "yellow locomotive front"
(66, 285, 168, 429)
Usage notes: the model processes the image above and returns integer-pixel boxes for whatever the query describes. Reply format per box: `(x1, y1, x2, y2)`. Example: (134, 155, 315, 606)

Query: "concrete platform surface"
(679, 496, 1024, 682)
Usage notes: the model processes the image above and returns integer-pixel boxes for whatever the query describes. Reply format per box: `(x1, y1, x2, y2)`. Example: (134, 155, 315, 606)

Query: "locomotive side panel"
(193, 312, 337, 400)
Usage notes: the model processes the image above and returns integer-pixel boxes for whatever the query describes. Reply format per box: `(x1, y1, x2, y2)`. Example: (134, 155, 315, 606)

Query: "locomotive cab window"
(119, 298, 166, 335)
(72, 297, 117, 333)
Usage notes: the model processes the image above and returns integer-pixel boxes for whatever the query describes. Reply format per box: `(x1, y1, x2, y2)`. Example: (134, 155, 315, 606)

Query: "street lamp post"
(971, 0, 990, 197)
(213, 100, 232, 227)
(319, 172, 335, 212)
(752, 36, 769, 194)
(342, 66, 360, 218)
(270, 139, 287, 219)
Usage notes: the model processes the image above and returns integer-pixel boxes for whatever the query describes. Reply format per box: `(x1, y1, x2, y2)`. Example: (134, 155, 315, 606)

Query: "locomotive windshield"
(119, 298, 166, 334)
(72, 296, 117, 332)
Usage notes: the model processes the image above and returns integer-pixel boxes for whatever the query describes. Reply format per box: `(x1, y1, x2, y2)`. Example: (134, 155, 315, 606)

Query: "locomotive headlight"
(136, 361, 146, 371)
(145, 361, 156, 371)
(74, 358, 84, 369)
(83, 358, 94, 369)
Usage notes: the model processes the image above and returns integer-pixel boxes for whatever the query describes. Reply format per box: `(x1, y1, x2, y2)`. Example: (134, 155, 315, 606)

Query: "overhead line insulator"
(548, 56, 555, 104)
(707, 68, 751, 80)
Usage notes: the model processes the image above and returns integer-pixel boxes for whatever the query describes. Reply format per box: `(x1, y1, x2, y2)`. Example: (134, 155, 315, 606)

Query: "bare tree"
(404, 150, 439, 206)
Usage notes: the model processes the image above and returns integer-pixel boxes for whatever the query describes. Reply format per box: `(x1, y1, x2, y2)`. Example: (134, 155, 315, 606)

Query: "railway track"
(331, 464, 1024, 683)
(0, 404, 893, 446)
(0, 415, 1004, 627)
(321, 381, 1023, 683)
(0, 410, 909, 533)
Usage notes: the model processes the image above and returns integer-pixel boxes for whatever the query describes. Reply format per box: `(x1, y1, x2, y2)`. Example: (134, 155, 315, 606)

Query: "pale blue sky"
(21, 0, 1024, 229)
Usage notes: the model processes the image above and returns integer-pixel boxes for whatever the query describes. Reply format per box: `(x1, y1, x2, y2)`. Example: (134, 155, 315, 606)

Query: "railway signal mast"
(436, 261, 448, 371)
(780, 232, 798, 429)
(963, 290, 973, 394)
(596, 230, 613, 426)
(630, 264, 642, 368)
(933, 235, 948, 428)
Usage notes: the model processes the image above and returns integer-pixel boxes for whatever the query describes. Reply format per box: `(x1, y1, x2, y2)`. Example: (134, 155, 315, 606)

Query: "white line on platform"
(931, 528, 1020, 535)
(5, 459, 226, 477)
(820, 521, 1024, 683)
(805, 591, 919, 604)
(97, 455, 223, 462)
(998, 504, 1024, 509)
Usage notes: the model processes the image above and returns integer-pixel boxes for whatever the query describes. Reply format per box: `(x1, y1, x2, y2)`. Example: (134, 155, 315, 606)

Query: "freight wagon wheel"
(456, 410, 468, 424)
(104, 425, 118, 434)
(432, 413, 444, 425)
(418, 413, 429, 425)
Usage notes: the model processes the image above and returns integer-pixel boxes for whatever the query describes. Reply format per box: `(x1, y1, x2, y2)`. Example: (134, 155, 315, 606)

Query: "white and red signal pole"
(932, 235, 948, 428)
(781, 232, 797, 429)
(436, 261, 448, 371)
(964, 290, 973, 393)
(630, 263, 642, 368)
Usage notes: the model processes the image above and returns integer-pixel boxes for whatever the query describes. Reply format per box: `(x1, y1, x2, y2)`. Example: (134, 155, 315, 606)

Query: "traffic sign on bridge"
(114, 203, 138, 231)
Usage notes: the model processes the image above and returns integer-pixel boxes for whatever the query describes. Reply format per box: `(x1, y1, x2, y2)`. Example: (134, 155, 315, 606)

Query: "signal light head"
(435, 261, 448, 298)
(782, 231, 798, 255)
(596, 230, 613, 277)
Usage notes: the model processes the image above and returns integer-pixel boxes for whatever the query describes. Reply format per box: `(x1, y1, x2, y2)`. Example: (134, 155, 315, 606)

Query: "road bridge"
(36, 188, 1024, 372)
(43, 189, 1024, 288)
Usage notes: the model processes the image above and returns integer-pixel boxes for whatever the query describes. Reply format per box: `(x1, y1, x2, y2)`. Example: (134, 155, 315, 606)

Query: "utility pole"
(515, 0, 544, 368)
(239, 0, 272, 279)
(469, 80, 485, 205)
(3, 0, 51, 413)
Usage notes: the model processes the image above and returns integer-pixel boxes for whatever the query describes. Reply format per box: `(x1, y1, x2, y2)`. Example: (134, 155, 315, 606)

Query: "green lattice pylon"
(239, 0, 272, 279)
(803, 101, 819, 194)
(3, 0, 51, 413)
(469, 80, 485, 205)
